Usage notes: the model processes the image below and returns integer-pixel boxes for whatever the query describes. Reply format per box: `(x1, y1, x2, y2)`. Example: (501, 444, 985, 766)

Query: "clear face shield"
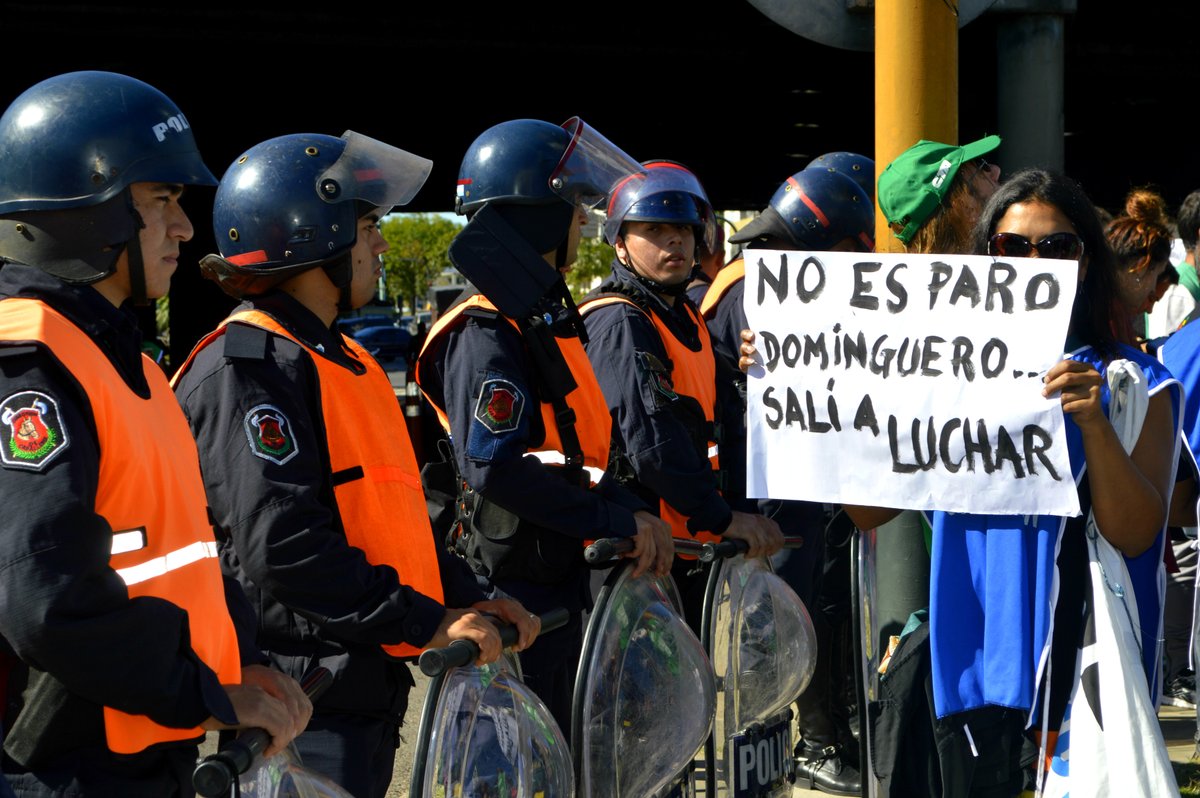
(316, 130, 434, 212)
(548, 117, 644, 210)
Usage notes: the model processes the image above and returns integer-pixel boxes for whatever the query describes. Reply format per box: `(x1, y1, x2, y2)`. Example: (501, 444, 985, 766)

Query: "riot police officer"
(416, 118, 673, 735)
(0, 71, 309, 797)
(579, 160, 784, 628)
(704, 165, 874, 795)
(172, 132, 539, 798)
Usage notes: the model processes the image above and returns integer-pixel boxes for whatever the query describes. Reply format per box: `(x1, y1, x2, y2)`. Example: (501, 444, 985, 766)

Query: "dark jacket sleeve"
(0, 347, 235, 729)
(174, 334, 447, 650)
(422, 312, 641, 540)
(705, 277, 749, 371)
(583, 302, 733, 532)
(223, 574, 269, 666)
(437, 544, 488, 607)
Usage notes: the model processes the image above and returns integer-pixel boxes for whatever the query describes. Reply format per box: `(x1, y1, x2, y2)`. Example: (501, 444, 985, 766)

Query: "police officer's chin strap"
(337, 283, 354, 313)
(551, 237, 590, 343)
(124, 188, 150, 306)
(620, 251, 694, 300)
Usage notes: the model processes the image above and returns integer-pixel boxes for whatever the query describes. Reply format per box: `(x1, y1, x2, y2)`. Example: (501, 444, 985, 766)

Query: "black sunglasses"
(988, 231, 1085, 261)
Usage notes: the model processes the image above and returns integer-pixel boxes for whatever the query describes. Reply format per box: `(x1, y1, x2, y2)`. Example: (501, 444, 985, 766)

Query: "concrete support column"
(995, 11, 1067, 173)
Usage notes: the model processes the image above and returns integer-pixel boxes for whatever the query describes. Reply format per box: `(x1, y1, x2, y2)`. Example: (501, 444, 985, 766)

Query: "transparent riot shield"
(194, 668, 349, 798)
(235, 750, 355, 798)
(857, 525, 879, 798)
(572, 559, 717, 798)
(694, 539, 817, 798)
(410, 612, 575, 798)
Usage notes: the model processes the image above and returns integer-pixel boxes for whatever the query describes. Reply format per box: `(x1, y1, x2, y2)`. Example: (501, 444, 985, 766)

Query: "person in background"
(686, 221, 726, 306)
(702, 164, 874, 795)
(1105, 188, 1174, 344)
(878, 136, 1002, 254)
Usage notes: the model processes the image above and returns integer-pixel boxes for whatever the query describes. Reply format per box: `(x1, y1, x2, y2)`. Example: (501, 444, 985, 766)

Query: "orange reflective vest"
(0, 297, 241, 755)
(417, 294, 614, 484)
(178, 310, 444, 658)
(579, 295, 721, 544)
(699, 258, 745, 318)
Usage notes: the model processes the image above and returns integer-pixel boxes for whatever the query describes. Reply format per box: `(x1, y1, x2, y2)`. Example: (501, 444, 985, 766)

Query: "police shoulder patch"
(474, 378, 524, 434)
(0, 390, 69, 471)
(635, 350, 677, 402)
(243, 404, 299, 465)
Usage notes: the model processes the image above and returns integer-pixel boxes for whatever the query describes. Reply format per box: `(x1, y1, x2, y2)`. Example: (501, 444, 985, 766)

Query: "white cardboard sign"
(742, 250, 1081, 517)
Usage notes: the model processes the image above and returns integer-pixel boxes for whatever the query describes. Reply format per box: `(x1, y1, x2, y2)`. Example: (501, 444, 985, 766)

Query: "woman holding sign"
(846, 169, 1181, 796)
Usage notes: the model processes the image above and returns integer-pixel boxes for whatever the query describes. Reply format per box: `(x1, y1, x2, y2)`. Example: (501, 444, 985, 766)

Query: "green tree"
(566, 234, 614, 300)
(380, 214, 462, 314)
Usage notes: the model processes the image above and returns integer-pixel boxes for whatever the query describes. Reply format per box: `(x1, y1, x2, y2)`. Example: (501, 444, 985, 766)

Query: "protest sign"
(743, 250, 1080, 516)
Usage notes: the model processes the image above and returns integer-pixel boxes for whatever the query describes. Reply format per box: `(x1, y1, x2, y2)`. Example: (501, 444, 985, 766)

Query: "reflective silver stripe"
(530, 450, 606, 484)
(110, 528, 147, 555)
(115, 541, 219, 587)
(708, 444, 719, 459)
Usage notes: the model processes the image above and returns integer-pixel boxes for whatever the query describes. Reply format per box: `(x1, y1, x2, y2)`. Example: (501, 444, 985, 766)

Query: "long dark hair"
(972, 169, 1119, 354)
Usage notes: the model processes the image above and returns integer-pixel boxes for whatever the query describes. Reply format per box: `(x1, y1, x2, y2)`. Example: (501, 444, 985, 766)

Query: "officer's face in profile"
(106, 182, 194, 303)
(347, 212, 388, 310)
(616, 221, 695, 287)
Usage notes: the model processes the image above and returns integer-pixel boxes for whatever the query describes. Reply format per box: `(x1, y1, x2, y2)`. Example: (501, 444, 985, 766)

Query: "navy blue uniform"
(417, 291, 648, 732)
(0, 263, 241, 797)
(174, 292, 485, 798)
(581, 261, 733, 534)
(418, 296, 645, 598)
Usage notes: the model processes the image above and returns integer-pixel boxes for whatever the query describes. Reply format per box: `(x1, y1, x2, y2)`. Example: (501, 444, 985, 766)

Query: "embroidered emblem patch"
(636, 351, 677, 402)
(474, 379, 524, 434)
(243, 404, 299, 465)
(0, 390, 68, 471)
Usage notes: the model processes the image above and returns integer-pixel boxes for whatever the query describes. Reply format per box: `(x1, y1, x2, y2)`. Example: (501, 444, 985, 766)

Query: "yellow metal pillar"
(875, 0, 959, 252)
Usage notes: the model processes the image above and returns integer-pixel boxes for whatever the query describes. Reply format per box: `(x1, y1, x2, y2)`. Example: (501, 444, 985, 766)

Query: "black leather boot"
(794, 741, 863, 796)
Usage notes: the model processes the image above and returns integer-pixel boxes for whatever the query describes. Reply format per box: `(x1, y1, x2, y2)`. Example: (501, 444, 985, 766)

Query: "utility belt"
(450, 483, 586, 585)
(421, 443, 587, 586)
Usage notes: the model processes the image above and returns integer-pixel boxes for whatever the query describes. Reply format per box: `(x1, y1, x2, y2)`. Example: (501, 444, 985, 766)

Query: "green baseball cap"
(877, 135, 1001, 243)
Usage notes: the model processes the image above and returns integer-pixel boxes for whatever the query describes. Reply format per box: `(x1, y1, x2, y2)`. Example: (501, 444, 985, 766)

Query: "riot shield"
(572, 558, 716, 798)
(694, 539, 817, 798)
(235, 750, 355, 798)
(194, 668, 348, 798)
(410, 610, 575, 798)
(857, 525, 879, 798)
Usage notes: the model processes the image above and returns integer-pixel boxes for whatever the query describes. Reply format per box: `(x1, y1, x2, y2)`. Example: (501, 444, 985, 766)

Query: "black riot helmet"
(449, 118, 642, 319)
(0, 71, 217, 298)
(455, 117, 642, 255)
(805, 151, 875, 202)
(200, 131, 431, 299)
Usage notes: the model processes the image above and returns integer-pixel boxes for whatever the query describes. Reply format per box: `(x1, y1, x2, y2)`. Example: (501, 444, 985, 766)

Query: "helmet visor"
(549, 117, 643, 209)
(318, 130, 433, 210)
(603, 164, 716, 250)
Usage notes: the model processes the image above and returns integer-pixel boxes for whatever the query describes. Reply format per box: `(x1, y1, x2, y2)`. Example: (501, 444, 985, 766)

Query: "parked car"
(335, 314, 396, 336)
(352, 324, 412, 363)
